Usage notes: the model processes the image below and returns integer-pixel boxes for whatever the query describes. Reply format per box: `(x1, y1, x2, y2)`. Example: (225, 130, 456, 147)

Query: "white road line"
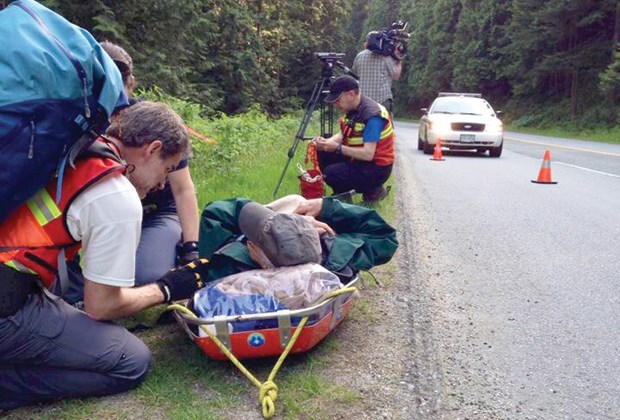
(555, 161, 620, 178)
(505, 136, 620, 158)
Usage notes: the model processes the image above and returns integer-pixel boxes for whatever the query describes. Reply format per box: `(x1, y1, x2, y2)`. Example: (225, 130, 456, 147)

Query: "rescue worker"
(311, 75, 395, 205)
(0, 101, 207, 409)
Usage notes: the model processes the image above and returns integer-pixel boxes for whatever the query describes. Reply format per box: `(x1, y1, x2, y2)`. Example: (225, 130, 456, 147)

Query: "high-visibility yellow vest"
(340, 96, 395, 166)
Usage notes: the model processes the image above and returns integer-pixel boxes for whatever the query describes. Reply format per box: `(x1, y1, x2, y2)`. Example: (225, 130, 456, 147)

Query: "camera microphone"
(336, 61, 359, 80)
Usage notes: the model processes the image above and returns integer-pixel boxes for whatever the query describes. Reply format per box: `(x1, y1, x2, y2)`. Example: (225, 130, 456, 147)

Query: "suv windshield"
(431, 98, 494, 116)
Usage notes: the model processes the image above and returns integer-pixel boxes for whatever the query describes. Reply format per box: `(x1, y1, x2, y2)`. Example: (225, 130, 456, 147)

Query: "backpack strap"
(54, 138, 125, 296)
(77, 137, 124, 164)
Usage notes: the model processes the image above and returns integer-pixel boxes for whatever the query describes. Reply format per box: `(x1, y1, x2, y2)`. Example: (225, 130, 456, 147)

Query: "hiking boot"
(331, 189, 356, 204)
(362, 186, 389, 205)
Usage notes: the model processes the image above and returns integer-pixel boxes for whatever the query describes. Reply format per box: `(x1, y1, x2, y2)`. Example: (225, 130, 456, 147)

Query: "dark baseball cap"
(238, 202, 322, 267)
(325, 75, 360, 103)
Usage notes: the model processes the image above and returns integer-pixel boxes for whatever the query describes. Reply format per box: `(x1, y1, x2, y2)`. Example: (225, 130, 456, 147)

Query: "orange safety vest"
(340, 95, 395, 166)
(0, 140, 125, 288)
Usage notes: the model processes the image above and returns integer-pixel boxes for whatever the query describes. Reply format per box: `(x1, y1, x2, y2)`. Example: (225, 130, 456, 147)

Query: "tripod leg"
(273, 152, 296, 198)
(273, 77, 331, 198)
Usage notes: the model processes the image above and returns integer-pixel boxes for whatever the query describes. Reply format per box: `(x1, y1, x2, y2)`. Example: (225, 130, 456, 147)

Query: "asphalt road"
(393, 121, 620, 419)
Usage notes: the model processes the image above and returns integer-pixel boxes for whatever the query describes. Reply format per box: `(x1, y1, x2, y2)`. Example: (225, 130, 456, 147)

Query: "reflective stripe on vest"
(381, 123, 394, 139)
(339, 101, 395, 166)
(26, 188, 62, 226)
(344, 120, 393, 147)
(5, 260, 37, 274)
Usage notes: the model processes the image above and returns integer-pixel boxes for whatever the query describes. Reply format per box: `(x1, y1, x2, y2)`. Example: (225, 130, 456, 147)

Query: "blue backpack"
(0, 0, 126, 222)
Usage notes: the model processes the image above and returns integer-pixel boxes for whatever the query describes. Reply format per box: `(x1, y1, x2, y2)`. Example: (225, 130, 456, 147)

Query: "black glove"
(156, 258, 209, 303)
(176, 241, 200, 266)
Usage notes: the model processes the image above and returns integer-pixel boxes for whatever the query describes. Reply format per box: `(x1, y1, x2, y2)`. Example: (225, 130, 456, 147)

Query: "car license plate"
(460, 134, 475, 143)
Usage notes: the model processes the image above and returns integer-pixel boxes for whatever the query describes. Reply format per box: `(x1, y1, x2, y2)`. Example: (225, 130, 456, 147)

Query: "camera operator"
(352, 32, 402, 114)
(311, 75, 394, 205)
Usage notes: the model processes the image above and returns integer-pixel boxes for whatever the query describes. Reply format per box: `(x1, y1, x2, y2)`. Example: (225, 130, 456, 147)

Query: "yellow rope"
(168, 286, 356, 418)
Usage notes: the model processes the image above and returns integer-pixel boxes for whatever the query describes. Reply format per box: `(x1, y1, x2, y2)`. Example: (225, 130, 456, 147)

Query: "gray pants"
(0, 291, 151, 410)
(135, 212, 182, 285)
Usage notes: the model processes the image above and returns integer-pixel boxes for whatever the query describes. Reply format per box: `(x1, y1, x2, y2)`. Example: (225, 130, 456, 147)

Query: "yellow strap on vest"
(26, 188, 62, 226)
(377, 104, 394, 139)
(344, 103, 393, 146)
(380, 123, 394, 138)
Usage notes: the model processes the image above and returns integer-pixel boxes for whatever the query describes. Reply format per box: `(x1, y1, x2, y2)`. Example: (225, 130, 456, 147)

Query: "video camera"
(366, 20, 410, 60)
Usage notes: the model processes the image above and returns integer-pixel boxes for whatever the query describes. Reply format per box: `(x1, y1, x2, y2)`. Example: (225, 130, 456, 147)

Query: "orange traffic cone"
(430, 139, 445, 161)
(531, 149, 558, 184)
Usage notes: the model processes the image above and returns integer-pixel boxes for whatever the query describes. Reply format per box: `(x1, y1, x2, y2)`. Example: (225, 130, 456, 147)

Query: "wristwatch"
(336, 144, 343, 155)
(179, 241, 199, 262)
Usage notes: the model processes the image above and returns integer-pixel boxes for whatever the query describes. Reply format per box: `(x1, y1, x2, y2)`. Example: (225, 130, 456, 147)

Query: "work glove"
(156, 258, 209, 303)
(176, 241, 200, 266)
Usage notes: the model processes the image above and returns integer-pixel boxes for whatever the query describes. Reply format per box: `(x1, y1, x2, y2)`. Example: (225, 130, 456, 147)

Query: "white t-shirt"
(65, 172, 142, 287)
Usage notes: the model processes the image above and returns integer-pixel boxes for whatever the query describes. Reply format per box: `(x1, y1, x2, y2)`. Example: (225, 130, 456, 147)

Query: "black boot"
(362, 186, 389, 205)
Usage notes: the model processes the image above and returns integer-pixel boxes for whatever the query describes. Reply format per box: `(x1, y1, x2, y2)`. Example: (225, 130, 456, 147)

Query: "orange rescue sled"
(173, 275, 359, 360)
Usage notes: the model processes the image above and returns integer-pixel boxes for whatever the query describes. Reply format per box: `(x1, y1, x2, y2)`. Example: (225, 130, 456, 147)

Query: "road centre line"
(505, 136, 620, 158)
(553, 161, 620, 178)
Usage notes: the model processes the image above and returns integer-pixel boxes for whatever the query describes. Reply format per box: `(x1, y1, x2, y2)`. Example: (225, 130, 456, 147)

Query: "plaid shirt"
(352, 49, 399, 104)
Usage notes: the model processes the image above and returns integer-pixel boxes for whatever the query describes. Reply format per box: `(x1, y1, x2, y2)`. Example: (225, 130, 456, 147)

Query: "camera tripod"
(273, 53, 358, 198)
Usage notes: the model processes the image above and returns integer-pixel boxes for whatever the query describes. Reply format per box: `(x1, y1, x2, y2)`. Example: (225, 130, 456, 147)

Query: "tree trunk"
(613, 0, 620, 62)
(570, 70, 578, 121)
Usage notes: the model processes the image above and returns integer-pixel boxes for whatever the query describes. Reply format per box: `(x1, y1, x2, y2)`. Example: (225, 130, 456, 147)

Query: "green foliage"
(506, 95, 620, 140)
(135, 87, 307, 206)
(360, 0, 400, 44)
(600, 50, 620, 95)
(450, 0, 511, 100)
(508, 120, 620, 144)
(503, 0, 613, 102)
(600, 49, 620, 122)
(39, 0, 357, 116)
(32, 0, 620, 131)
(400, 0, 465, 104)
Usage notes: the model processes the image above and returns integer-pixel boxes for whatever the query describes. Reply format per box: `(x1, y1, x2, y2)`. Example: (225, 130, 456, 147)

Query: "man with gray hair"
(0, 101, 207, 409)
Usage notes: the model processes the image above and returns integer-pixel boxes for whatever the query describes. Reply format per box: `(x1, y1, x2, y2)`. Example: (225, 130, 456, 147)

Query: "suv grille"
(451, 123, 485, 132)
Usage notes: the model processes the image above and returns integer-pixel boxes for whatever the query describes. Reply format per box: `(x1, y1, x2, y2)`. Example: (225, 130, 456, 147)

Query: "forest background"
(29, 0, 620, 129)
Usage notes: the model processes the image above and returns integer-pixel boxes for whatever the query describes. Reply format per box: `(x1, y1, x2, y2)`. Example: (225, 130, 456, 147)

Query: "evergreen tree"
(504, 0, 617, 120)
(450, 0, 511, 101)
(360, 0, 400, 46)
(404, 0, 462, 105)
